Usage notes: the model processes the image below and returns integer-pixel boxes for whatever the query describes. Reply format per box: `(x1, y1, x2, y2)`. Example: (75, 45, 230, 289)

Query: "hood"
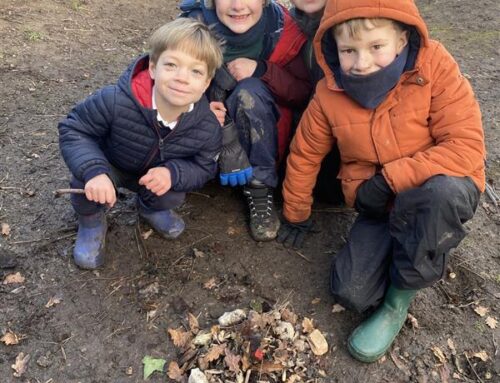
(313, 0, 430, 90)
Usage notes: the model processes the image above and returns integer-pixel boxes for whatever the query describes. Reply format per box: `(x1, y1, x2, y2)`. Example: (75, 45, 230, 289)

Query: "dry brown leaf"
(203, 343, 226, 363)
(301, 317, 314, 334)
(331, 304, 345, 313)
(311, 297, 321, 305)
(307, 329, 328, 356)
(281, 308, 298, 325)
(252, 361, 284, 373)
(1, 332, 19, 345)
(1, 222, 11, 236)
(188, 312, 200, 334)
(431, 346, 447, 364)
(485, 316, 498, 329)
(203, 277, 217, 290)
(11, 352, 30, 377)
(193, 248, 205, 258)
(407, 313, 419, 329)
(3, 272, 25, 285)
(45, 295, 62, 308)
(471, 350, 489, 361)
(167, 327, 192, 349)
(224, 349, 241, 373)
(447, 338, 456, 355)
(389, 350, 411, 376)
(473, 306, 489, 317)
(167, 361, 185, 381)
(141, 229, 153, 240)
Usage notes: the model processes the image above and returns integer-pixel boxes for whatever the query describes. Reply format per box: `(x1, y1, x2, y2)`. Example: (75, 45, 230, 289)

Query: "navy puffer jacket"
(58, 55, 222, 192)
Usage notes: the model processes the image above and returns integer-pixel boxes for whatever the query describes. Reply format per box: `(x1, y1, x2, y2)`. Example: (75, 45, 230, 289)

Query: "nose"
(174, 67, 189, 82)
(230, 0, 245, 10)
(353, 51, 372, 73)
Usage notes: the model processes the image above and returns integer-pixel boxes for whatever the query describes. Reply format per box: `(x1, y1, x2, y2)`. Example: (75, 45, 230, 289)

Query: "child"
(279, 0, 485, 362)
(289, 0, 344, 206)
(58, 18, 223, 269)
(180, 0, 312, 242)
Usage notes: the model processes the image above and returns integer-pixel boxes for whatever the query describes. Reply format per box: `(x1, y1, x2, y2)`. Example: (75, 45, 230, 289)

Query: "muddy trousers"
(226, 78, 280, 188)
(69, 166, 185, 216)
(330, 175, 480, 313)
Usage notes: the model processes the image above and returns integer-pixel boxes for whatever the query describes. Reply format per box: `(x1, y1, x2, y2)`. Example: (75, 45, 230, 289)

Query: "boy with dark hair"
(58, 18, 223, 269)
(279, 0, 485, 362)
(180, 0, 312, 242)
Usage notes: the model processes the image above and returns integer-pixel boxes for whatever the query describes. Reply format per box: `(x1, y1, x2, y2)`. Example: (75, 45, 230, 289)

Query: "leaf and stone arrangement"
(166, 304, 330, 383)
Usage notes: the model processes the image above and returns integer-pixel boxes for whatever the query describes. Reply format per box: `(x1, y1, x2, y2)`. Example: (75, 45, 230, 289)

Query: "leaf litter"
(167, 303, 329, 382)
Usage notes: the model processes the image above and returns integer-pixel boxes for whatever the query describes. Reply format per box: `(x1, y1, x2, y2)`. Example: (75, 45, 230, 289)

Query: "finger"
(276, 227, 289, 243)
(228, 174, 238, 187)
(237, 172, 246, 185)
(244, 167, 252, 179)
(283, 231, 298, 248)
(220, 174, 228, 186)
(293, 231, 306, 249)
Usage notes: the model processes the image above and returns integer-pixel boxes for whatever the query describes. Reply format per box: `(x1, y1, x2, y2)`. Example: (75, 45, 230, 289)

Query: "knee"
(421, 175, 474, 207)
(230, 78, 273, 109)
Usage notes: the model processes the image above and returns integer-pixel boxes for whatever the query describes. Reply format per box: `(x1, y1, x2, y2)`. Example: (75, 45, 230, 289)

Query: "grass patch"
(24, 30, 43, 42)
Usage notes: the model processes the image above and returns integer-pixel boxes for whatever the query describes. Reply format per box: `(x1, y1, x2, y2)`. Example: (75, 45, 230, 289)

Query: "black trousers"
(330, 175, 480, 313)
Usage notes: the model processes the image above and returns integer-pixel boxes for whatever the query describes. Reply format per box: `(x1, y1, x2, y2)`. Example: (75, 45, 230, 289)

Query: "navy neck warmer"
(338, 44, 409, 109)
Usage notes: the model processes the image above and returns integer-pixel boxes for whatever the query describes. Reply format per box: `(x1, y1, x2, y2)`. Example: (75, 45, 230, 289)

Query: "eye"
(165, 62, 176, 68)
(372, 44, 383, 50)
(340, 48, 354, 54)
(192, 69, 205, 76)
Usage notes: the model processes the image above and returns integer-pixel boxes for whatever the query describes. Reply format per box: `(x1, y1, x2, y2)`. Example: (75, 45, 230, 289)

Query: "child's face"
(215, 0, 264, 34)
(335, 22, 408, 76)
(291, 0, 326, 16)
(149, 49, 211, 111)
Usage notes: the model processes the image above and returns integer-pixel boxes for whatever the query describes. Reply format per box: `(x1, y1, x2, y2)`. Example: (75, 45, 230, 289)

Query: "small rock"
(36, 354, 52, 368)
(307, 329, 328, 356)
(188, 368, 208, 383)
(125, 366, 133, 375)
(274, 321, 295, 341)
(139, 282, 159, 296)
(218, 309, 246, 326)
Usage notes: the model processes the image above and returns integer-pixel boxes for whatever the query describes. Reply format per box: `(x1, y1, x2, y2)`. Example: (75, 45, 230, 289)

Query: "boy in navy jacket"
(58, 18, 223, 269)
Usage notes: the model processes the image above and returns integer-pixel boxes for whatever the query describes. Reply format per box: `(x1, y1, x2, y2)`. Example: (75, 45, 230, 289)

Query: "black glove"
(354, 174, 394, 217)
(276, 217, 313, 249)
(209, 64, 237, 103)
(219, 120, 252, 186)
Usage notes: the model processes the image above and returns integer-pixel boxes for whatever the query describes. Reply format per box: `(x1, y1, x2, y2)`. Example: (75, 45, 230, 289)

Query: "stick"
(54, 188, 85, 197)
(464, 352, 484, 383)
(484, 183, 499, 207)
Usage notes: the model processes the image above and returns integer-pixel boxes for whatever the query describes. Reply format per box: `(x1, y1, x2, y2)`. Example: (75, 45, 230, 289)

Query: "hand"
(276, 217, 313, 249)
(354, 174, 394, 217)
(210, 101, 226, 126)
(139, 167, 172, 196)
(227, 58, 257, 81)
(219, 120, 252, 186)
(85, 174, 116, 207)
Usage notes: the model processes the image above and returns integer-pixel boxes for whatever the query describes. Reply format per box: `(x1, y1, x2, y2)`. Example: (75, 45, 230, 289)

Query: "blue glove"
(219, 120, 253, 186)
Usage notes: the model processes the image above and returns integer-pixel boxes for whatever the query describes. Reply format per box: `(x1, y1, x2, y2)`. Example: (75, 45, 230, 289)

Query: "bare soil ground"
(0, 0, 499, 382)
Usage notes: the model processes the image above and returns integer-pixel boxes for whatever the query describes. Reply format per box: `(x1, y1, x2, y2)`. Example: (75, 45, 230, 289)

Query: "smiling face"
(215, 0, 264, 34)
(149, 49, 211, 120)
(290, 0, 326, 16)
(334, 20, 408, 76)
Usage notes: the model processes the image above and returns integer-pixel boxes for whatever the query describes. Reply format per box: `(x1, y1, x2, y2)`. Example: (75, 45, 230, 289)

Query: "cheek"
(375, 50, 398, 67)
(338, 56, 353, 72)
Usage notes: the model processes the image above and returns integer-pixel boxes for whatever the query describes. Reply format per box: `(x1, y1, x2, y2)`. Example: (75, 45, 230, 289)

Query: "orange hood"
(314, 0, 430, 90)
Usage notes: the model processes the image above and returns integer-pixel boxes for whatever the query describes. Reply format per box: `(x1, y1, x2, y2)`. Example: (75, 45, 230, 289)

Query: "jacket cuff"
(83, 166, 110, 184)
(164, 162, 178, 188)
(252, 60, 267, 78)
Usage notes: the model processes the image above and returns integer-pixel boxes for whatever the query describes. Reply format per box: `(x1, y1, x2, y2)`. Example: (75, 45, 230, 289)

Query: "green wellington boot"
(348, 285, 417, 363)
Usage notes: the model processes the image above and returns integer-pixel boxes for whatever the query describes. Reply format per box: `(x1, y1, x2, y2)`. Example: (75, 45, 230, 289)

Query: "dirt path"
(0, 0, 499, 382)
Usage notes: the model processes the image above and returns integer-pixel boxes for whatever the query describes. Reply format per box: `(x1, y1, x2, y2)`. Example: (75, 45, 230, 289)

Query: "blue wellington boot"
(73, 212, 107, 269)
(138, 200, 185, 239)
(348, 285, 417, 363)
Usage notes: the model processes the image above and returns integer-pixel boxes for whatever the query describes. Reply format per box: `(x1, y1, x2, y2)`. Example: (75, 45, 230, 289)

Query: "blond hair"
(333, 18, 405, 39)
(149, 18, 223, 78)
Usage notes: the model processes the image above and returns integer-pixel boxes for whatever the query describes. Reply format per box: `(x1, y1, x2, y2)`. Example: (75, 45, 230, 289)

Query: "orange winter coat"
(283, 0, 485, 222)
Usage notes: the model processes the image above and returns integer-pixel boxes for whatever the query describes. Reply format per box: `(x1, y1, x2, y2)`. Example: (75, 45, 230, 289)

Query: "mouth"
(169, 87, 189, 95)
(229, 14, 250, 22)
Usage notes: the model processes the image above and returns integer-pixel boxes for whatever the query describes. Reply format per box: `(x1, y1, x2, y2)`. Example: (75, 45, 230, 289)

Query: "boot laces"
(244, 187, 274, 221)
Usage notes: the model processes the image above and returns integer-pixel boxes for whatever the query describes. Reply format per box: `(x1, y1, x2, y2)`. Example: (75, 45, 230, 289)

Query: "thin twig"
(188, 191, 212, 199)
(484, 183, 499, 207)
(457, 264, 485, 280)
(286, 248, 311, 262)
(54, 188, 85, 197)
(9, 232, 76, 245)
(464, 352, 484, 383)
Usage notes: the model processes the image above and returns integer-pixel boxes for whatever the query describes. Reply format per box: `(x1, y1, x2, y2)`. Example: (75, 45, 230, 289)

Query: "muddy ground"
(0, 0, 499, 382)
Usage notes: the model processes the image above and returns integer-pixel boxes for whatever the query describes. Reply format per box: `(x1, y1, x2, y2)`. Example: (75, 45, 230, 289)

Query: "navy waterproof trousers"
(330, 175, 480, 313)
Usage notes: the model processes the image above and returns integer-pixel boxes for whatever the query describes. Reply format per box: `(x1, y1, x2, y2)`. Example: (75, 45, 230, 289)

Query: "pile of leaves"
(166, 304, 329, 383)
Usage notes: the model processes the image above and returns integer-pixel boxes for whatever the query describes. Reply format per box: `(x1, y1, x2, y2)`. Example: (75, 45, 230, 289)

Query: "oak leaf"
(1, 332, 19, 345)
(485, 316, 497, 329)
(168, 327, 192, 349)
(203, 343, 226, 363)
(301, 317, 315, 334)
(224, 349, 241, 373)
(167, 361, 185, 381)
(3, 272, 25, 285)
(187, 312, 199, 334)
(473, 306, 489, 317)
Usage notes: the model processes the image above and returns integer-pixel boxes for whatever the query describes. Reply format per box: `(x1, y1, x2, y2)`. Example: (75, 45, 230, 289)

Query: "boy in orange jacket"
(278, 0, 485, 362)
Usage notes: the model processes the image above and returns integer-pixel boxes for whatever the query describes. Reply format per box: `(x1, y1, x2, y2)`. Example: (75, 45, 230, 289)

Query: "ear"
(396, 30, 409, 54)
(148, 60, 156, 80)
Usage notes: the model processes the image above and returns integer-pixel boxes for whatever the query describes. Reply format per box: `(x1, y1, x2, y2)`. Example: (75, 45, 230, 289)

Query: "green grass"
(24, 30, 42, 42)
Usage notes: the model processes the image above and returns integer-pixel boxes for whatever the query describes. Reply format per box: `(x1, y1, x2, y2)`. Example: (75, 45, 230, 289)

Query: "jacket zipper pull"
(159, 138, 164, 161)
